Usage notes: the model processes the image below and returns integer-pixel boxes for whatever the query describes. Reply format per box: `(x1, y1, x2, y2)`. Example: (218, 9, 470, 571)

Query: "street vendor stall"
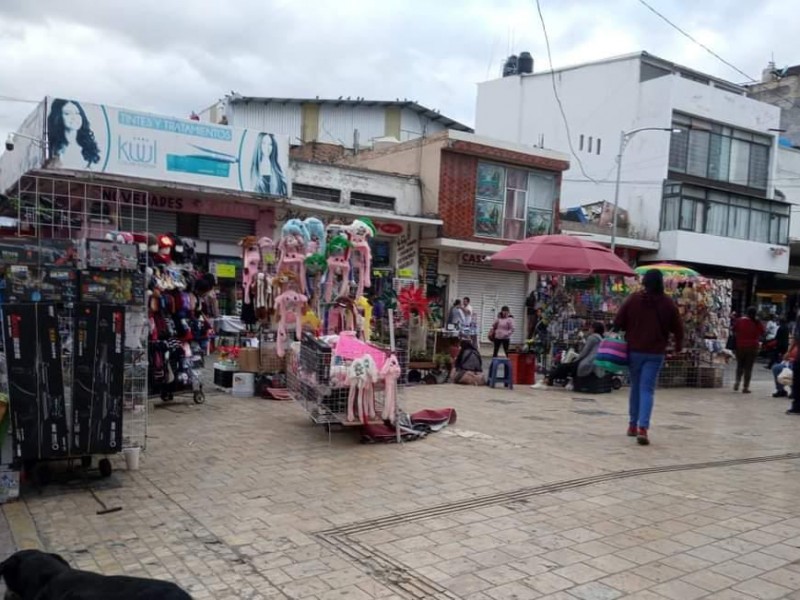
(633, 264, 732, 388)
(488, 234, 635, 384)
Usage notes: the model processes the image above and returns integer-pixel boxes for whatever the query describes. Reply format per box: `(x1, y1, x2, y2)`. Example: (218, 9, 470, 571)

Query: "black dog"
(0, 549, 192, 599)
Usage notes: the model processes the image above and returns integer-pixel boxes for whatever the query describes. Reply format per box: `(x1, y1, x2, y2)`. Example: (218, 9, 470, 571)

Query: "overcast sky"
(0, 0, 796, 140)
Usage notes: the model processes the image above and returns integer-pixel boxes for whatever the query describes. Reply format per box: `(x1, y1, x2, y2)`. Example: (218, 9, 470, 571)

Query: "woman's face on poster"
(260, 134, 273, 158)
(62, 102, 83, 131)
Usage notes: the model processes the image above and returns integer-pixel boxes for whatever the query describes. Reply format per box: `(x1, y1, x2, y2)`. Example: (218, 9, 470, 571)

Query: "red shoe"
(637, 427, 650, 445)
(627, 424, 637, 437)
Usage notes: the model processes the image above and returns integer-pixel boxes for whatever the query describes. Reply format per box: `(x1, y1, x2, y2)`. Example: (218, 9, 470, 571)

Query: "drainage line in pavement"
(320, 451, 800, 537)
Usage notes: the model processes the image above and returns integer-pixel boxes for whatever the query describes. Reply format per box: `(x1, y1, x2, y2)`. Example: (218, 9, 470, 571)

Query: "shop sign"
(45, 96, 291, 196)
(460, 252, 490, 266)
(396, 231, 417, 274)
(420, 248, 439, 286)
(215, 263, 236, 278)
(377, 222, 404, 236)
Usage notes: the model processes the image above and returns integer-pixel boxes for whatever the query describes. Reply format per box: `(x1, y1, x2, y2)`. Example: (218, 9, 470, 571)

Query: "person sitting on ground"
(450, 339, 485, 385)
(544, 322, 606, 386)
(771, 337, 797, 398)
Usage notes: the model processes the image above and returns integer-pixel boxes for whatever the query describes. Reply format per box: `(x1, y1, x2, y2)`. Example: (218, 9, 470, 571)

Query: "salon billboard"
(43, 97, 291, 197)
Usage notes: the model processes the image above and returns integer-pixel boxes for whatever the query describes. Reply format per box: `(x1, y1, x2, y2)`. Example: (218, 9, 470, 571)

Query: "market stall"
(209, 217, 411, 432)
(632, 264, 732, 388)
(0, 174, 149, 487)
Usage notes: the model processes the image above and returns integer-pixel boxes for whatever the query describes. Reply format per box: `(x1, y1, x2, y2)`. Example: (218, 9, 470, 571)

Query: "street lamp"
(610, 127, 681, 253)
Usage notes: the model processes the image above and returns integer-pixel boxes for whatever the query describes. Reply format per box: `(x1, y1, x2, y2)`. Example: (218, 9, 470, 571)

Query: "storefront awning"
(561, 228, 660, 251)
(420, 237, 508, 253)
(286, 197, 442, 226)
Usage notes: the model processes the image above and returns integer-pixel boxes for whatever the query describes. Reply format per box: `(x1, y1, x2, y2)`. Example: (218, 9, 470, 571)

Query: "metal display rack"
(288, 314, 408, 431)
(0, 174, 149, 481)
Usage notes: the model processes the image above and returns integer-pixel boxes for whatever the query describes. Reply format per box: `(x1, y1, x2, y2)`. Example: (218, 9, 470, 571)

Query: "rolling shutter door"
(147, 210, 177, 235)
(458, 267, 527, 344)
(198, 216, 254, 243)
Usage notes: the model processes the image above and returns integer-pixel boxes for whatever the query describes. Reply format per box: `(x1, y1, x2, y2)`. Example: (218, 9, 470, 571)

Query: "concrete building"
(200, 95, 472, 153)
(747, 63, 800, 148)
(476, 51, 790, 310)
(338, 129, 570, 344)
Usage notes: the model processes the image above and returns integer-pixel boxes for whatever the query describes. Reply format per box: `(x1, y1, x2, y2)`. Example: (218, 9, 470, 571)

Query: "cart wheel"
(33, 463, 51, 487)
(611, 377, 622, 390)
(80, 456, 92, 469)
(193, 390, 205, 404)
(98, 458, 113, 478)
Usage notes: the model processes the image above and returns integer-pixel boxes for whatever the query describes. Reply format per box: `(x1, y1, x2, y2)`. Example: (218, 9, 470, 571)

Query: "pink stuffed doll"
(346, 219, 374, 298)
(346, 354, 378, 423)
(275, 280, 308, 357)
(239, 236, 261, 304)
(380, 353, 401, 423)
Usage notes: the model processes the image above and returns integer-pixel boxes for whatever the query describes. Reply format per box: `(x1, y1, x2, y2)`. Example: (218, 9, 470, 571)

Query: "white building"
(200, 95, 472, 150)
(476, 51, 790, 305)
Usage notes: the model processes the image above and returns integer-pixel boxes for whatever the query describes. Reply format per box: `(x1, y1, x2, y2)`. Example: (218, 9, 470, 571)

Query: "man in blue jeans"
(614, 270, 684, 445)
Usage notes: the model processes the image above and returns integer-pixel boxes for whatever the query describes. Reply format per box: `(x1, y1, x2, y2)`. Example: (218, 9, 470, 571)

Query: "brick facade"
(290, 142, 349, 163)
(438, 147, 566, 244)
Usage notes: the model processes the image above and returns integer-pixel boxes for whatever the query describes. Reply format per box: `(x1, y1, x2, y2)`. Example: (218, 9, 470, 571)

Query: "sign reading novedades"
(44, 97, 291, 197)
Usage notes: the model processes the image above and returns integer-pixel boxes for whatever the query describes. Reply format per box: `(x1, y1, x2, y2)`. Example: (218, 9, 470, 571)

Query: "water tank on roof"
(502, 54, 519, 77)
(518, 52, 534, 74)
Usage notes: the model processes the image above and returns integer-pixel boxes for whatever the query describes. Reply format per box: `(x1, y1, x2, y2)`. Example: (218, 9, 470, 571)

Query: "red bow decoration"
(398, 285, 430, 321)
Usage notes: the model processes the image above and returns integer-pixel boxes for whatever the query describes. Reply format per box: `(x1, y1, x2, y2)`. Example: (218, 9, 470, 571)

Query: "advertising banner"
(45, 97, 291, 197)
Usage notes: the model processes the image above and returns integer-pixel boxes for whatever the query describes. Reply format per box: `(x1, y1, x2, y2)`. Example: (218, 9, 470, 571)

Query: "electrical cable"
(534, 0, 598, 184)
(636, 0, 757, 83)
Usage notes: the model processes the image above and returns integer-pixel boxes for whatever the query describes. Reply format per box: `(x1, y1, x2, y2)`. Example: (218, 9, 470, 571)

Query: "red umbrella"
(486, 234, 635, 276)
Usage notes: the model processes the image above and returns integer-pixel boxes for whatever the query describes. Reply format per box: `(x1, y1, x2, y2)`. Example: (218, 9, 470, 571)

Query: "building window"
(293, 183, 341, 203)
(350, 192, 396, 210)
(588, 137, 593, 153)
(668, 113, 771, 191)
(660, 182, 788, 244)
(579, 135, 584, 151)
(596, 139, 602, 155)
(475, 162, 556, 240)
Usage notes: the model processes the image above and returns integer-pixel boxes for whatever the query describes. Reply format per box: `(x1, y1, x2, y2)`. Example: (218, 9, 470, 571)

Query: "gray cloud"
(0, 0, 796, 146)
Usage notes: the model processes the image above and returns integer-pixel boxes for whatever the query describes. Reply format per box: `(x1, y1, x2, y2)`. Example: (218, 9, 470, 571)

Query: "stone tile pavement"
(0, 370, 799, 599)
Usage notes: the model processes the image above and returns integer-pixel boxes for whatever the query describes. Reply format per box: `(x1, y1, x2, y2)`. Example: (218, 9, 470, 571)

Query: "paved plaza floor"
(2, 367, 800, 599)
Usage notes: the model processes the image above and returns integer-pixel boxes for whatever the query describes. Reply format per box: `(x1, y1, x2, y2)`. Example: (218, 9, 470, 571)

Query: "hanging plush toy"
(355, 296, 373, 341)
(303, 217, 327, 257)
(258, 237, 276, 270)
(239, 235, 261, 304)
(154, 234, 175, 264)
(380, 353, 401, 423)
(345, 219, 375, 298)
(323, 235, 352, 302)
(275, 276, 308, 357)
(305, 253, 327, 312)
(346, 354, 378, 423)
(277, 220, 309, 292)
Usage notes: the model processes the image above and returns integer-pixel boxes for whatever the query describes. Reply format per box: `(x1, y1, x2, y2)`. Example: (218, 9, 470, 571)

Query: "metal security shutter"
(147, 210, 177, 235)
(198, 216, 255, 244)
(458, 267, 527, 344)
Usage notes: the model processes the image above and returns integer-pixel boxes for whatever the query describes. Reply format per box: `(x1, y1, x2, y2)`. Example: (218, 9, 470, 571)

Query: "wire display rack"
(0, 174, 149, 479)
(288, 326, 408, 429)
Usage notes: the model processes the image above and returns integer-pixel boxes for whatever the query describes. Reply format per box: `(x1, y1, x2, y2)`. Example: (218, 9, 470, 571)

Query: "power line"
(0, 95, 40, 104)
(637, 0, 757, 83)
(534, 0, 598, 184)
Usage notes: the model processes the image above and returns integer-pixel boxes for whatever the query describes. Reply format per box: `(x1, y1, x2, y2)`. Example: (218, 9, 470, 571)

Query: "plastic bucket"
(123, 447, 141, 471)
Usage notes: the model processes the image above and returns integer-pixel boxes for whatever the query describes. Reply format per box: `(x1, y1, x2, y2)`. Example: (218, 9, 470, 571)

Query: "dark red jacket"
(734, 317, 764, 350)
(613, 292, 684, 354)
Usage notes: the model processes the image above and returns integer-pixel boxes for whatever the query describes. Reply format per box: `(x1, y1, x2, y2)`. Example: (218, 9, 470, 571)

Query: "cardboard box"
(238, 347, 260, 373)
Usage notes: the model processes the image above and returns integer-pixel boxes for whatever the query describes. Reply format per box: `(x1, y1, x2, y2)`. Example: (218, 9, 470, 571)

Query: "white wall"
(777, 146, 800, 240)
(399, 108, 448, 142)
(227, 102, 303, 143)
(655, 230, 789, 273)
(476, 57, 670, 239)
(0, 100, 46, 194)
(289, 161, 422, 217)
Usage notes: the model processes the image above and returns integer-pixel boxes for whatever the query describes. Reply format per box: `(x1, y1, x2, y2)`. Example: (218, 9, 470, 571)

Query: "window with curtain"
(474, 162, 556, 240)
(705, 192, 728, 236)
(660, 184, 788, 244)
(669, 112, 771, 190)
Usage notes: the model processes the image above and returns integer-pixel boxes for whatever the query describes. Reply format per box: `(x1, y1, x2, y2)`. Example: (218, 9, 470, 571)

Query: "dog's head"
(0, 550, 70, 598)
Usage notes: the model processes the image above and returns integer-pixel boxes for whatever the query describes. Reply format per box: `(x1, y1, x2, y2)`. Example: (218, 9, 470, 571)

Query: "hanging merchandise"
(345, 219, 375, 298)
(0, 174, 150, 485)
(323, 234, 352, 303)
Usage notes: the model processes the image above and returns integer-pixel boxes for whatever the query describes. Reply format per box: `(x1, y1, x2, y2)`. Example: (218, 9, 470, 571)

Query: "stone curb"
(2, 502, 43, 551)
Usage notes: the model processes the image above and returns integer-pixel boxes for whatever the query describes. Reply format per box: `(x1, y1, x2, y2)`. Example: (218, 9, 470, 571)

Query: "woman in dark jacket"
(614, 269, 683, 446)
